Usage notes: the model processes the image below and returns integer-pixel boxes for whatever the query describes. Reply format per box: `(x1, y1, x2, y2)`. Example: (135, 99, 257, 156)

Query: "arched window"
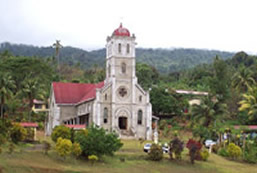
(118, 43, 121, 53)
(104, 108, 108, 123)
(121, 63, 126, 74)
(126, 44, 130, 53)
(138, 110, 143, 125)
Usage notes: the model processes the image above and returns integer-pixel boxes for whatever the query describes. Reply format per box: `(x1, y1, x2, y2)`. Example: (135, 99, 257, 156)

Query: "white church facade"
(46, 24, 153, 140)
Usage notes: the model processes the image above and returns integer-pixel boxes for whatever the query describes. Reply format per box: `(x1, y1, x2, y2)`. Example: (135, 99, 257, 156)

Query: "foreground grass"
(0, 134, 256, 173)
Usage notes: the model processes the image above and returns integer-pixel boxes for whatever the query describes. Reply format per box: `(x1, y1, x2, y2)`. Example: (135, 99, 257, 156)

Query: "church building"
(46, 24, 153, 140)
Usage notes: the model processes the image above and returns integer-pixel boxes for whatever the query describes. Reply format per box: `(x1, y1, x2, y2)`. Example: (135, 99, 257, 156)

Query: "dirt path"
(25, 144, 45, 151)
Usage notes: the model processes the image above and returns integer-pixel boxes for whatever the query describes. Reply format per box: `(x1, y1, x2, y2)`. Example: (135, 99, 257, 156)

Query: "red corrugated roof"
(53, 81, 104, 104)
(234, 125, 257, 130)
(20, 122, 38, 128)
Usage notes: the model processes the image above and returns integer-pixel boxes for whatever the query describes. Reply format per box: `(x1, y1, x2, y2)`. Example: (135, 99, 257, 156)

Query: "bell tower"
(105, 23, 137, 83)
(101, 24, 152, 140)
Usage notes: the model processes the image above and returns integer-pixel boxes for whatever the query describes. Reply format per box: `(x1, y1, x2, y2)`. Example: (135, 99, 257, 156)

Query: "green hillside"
(0, 42, 234, 73)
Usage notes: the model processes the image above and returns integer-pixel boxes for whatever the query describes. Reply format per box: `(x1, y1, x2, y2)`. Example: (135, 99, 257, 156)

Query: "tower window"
(139, 95, 142, 102)
(104, 107, 108, 123)
(138, 110, 143, 125)
(105, 94, 107, 101)
(126, 44, 130, 53)
(108, 64, 111, 77)
(121, 63, 126, 74)
(118, 43, 121, 53)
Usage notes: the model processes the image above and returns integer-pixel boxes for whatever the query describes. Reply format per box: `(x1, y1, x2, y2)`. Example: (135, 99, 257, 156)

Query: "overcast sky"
(0, 0, 257, 53)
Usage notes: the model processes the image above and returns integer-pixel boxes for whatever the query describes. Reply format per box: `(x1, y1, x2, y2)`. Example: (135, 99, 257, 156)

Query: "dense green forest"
(0, 42, 234, 73)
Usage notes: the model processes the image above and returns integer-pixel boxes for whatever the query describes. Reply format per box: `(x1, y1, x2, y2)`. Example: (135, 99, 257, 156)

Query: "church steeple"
(105, 24, 136, 82)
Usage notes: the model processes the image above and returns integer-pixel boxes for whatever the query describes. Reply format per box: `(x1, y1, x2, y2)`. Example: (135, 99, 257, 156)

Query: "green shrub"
(163, 126, 171, 137)
(0, 146, 2, 154)
(56, 137, 72, 158)
(10, 123, 27, 144)
(25, 128, 35, 141)
(72, 142, 82, 158)
(38, 122, 44, 130)
(243, 141, 257, 163)
(148, 143, 163, 161)
(75, 129, 88, 137)
(192, 126, 211, 142)
(0, 119, 12, 138)
(211, 144, 220, 153)
(0, 134, 7, 146)
(159, 120, 167, 130)
(244, 150, 257, 163)
(8, 143, 15, 154)
(51, 125, 71, 143)
(218, 147, 229, 157)
(75, 126, 122, 157)
(227, 143, 242, 159)
(70, 128, 75, 143)
(200, 150, 209, 161)
(88, 155, 98, 165)
(42, 140, 51, 155)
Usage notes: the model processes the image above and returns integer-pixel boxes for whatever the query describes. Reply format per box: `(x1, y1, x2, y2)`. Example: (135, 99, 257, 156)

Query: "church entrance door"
(119, 117, 127, 130)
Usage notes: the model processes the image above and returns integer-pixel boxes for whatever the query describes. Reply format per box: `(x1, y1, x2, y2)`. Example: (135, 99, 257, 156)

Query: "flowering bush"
(72, 142, 82, 158)
(51, 125, 71, 143)
(88, 155, 98, 165)
(200, 150, 209, 161)
(227, 143, 242, 159)
(186, 139, 202, 164)
(56, 137, 72, 158)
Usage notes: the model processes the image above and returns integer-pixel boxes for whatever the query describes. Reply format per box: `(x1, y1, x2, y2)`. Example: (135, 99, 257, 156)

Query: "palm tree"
(21, 77, 43, 121)
(232, 67, 256, 92)
(191, 96, 227, 128)
(53, 40, 63, 71)
(0, 73, 16, 118)
(239, 87, 257, 122)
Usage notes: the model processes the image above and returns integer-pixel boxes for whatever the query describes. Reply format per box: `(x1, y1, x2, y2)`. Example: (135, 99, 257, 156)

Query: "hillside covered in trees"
(0, 43, 257, 150)
(0, 42, 234, 73)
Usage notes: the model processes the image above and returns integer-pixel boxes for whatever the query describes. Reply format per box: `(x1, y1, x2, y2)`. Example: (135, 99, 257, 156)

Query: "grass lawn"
(0, 132, 256, 173)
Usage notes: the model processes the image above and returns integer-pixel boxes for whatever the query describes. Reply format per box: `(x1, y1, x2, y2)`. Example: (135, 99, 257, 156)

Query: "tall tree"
(21, 76, 43, 121)
(191, 96, 227, 128)
(136, 63, 159, 90)
(238, 87, 257, 124)
(53, 40, 63, 71)
(150, 86, 187, 116)
(0, 73, 16, 118)
(210, 56, 230, 102)
(232, 66, 256, 92)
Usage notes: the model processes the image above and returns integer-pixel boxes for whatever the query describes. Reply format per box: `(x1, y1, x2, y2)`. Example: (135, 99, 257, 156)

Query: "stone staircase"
(120, 128, 136, 139)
